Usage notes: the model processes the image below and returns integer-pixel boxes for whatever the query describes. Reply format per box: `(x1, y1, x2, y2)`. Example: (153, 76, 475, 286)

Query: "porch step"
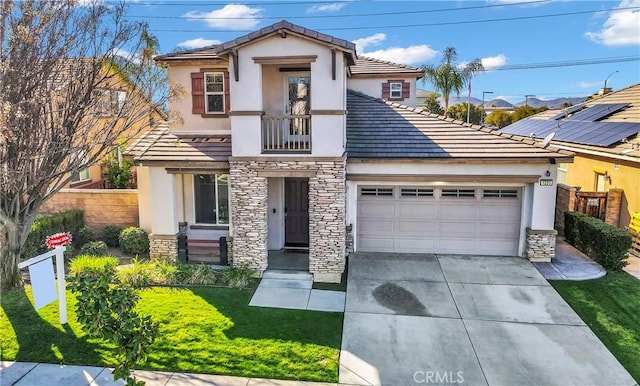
(262, 269, 313, 281)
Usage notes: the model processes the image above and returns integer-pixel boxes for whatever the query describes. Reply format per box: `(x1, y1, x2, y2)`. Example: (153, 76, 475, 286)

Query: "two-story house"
(127, 20, 572, 283)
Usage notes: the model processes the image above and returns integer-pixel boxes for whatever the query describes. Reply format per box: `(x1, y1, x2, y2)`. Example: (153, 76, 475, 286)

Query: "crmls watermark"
(413, 370, 465, 384)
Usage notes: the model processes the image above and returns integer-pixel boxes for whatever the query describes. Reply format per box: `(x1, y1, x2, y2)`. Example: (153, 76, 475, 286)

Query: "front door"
(285, 178, 309, 247)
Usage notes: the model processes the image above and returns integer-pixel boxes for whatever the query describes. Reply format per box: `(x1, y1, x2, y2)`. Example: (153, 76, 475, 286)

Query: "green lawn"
(551, 272, 640, 382)
(1, 285, 343, 382)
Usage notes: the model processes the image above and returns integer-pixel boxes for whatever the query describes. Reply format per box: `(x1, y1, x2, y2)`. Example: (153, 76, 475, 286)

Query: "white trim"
(551, 144, 640, 164)
(389, 82, 403, 99)
(204, 72, 225, 114)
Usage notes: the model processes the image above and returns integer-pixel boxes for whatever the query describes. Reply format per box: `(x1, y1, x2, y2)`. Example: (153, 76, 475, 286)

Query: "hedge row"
(564, 211, 632, 271)
(22, 210, 84, 259)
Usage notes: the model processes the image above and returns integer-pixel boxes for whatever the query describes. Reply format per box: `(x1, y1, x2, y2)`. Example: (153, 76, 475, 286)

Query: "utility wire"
(487, 56, 640, 71)
(131, 0, 550, 20)
(147, 5, 639, 32)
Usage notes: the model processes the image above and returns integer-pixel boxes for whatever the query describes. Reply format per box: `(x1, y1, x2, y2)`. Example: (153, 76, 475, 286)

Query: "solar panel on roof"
(550, 104, 586, 120)
(565, 103, 629, 122)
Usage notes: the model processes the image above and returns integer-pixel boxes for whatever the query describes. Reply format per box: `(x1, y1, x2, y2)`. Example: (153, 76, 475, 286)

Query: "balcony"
(262, 115, 311, 153)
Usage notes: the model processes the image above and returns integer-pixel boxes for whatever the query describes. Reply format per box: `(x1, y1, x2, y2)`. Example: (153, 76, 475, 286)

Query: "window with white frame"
(204, 72, 225, 114)
(390, 82, 403, 99)
(557, 163, 568, 184)
(194, 174, 229, 225)
(71, 168, 90, 183)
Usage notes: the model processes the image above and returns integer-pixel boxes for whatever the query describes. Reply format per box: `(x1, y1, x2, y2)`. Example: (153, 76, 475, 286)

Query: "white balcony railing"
(262, 115, 311, 153)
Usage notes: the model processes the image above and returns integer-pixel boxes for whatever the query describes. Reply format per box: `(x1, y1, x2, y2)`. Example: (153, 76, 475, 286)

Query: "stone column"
(148, 167, 179, 261)
(149, 234, 178, 259)
(308, 160, 346, 283)
(229, 160, 269, 274)
(605, 188, 623, 227)
(526, 228, 557, 262)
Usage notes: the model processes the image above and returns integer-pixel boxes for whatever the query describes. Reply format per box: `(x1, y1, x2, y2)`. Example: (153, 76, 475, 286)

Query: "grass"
(1, 285, 343, 382)
(551, 272, 640, 382)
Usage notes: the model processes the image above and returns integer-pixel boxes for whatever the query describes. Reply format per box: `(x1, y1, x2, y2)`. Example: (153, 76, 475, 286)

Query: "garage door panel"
(398, 203, 436, 218)
(357, 186, 521, 256)
(398, 221, 435, 234)
(359, 220, 394, 234)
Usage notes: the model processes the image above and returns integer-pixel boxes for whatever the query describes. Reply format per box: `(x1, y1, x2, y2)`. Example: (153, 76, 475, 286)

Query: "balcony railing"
(262, 115, 311, 153)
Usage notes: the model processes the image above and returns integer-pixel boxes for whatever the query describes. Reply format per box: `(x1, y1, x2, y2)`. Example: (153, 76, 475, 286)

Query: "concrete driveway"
(340, 253, 636, 386)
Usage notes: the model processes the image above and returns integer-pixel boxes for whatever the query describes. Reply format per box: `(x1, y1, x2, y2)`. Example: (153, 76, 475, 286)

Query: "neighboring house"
(126, 20, 571, 282)
(501, 83, 640, 229)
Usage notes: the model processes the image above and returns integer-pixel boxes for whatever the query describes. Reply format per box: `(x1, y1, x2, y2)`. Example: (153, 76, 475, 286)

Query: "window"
(557, 163, 568, 184)
(360, 187, 394, 196)
(205, 72, 225, 114)
(71, 168, 90, 183)
(441, 188, 476, 198)
(594, 172, 607, 192)
(194, 174, 229, 225)
(483, 189, 518, 198)
(94, 89, 126, 116)
(390, 82, 402, 99)
(400, 188, 434, 197)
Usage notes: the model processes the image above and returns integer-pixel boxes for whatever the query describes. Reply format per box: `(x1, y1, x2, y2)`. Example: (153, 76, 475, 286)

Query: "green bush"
(70, 255, 119, 276)
(222, 264, 256, 289)
(564, 211, 632, 271)
(102, 225, 123, 247)
(119, 227, 149, 255)
(180, 264, 218, 285)
(75, 226, 95, 247)
(80, 241, 108, 257)
(118, 259, 154, 288)
(564, 211, 587, 245)
(22, 210, 84, 259)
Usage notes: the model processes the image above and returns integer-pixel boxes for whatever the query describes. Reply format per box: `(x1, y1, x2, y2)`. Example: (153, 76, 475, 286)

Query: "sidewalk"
(624, 255, 640, 280)
(1, 361, 337, 386)
(532, 237, 606, 280)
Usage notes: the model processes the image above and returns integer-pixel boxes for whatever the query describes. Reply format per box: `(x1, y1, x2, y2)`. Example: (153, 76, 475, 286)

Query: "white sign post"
(18, 246, 67, 324)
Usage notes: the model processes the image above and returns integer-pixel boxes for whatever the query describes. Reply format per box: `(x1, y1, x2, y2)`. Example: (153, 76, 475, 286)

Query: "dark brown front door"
(285, 178, 309, 247)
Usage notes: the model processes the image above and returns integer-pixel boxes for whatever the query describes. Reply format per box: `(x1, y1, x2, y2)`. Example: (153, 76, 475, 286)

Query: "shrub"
(102, 225, 123, 248)
(22, 210, 84, 259)
(118, 259, 154, 288)
(119, 227, 149, 255)
(180, 264, 218, 286)
(564, 211, 632, 271)
(68, 255, 157, 385)
(80, 241, 108, 257)
(75, 226, 95, 247)
(564, 211, 587, 246)
(222, 264, 256, 289)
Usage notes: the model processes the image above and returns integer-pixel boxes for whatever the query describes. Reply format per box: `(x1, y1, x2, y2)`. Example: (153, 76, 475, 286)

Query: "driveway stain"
(372, 282, 430, 316)
(509, 287, 534, 304)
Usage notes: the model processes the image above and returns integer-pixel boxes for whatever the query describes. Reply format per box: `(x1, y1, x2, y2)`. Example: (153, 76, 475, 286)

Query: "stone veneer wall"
(149, 234, 178, 260)
(229, 158, 346, 282)
(526, 228, 557, 262)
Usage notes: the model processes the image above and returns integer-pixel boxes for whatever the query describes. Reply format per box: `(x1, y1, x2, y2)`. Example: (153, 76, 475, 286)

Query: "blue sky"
(126, 0, 640, 103)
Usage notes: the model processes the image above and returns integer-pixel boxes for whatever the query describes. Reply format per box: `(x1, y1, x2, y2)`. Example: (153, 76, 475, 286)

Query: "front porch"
(268, 249, 309, 271)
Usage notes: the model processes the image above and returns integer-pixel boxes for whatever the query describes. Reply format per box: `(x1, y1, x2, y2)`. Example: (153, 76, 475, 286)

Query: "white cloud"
(585, 0, 640, 46)
(481, 54, 508, 70)
(177, 38, 222, 49)
(307, 2, 346, 13)
(577, 80, 604, 89)
(352, 33, 386, 52)
(183, 4, 263, 30)
(362, 45, 438, 64)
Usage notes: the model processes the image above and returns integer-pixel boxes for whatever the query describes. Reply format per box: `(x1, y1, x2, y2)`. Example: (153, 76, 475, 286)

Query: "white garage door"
(357, 186, 522, 256)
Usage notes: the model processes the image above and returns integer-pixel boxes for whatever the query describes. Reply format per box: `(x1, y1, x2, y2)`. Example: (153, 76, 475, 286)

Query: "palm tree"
(462, 58, 484, 123)
(421, 47, 483, 119)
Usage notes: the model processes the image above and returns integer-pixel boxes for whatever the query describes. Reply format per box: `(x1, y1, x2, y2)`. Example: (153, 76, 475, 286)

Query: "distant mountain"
(514, 97, 586, 109)
(486, 98, 513, 108)
(442, 96, 514, 108)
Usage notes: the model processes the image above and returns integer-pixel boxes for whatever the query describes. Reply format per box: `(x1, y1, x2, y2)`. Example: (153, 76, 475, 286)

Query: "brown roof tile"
(350, 56, 423, 77)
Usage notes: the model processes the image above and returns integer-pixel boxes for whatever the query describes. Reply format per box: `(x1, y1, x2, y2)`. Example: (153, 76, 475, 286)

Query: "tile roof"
(350, 56, 423, 77)
(346, 90, 571, 161)
(125, 124, 231, 165)
(216, 20, 356, 59)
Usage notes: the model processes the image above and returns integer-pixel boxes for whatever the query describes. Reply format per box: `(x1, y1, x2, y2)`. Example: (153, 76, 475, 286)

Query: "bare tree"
(0, 0, 168, 289)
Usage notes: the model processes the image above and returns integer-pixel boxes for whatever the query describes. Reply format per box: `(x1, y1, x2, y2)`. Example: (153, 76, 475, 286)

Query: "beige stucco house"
(127, 20, 571, 282)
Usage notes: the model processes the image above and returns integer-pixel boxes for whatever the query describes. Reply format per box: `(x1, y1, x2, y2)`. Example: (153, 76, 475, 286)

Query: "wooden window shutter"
(223, 71, 230, 112)
(402, 82, 410, 99)
(381, 83, 390, 99)
(191, 72, 205, 114)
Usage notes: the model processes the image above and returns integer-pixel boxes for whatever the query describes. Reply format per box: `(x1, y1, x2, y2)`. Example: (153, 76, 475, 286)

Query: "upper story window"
(382, 80, 410, 101)
(94, 89, 126, 116)
(205, 72, 225, 114)
(390, 82, 403, 99)
(191, 70, 230, 117)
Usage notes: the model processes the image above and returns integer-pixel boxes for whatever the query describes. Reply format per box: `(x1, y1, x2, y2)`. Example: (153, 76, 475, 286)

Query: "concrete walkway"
(532, 237, 606, 280)
(624, 255, 640, 280)
(0, 361, 336, 386)
(249, 270, 345, 312)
